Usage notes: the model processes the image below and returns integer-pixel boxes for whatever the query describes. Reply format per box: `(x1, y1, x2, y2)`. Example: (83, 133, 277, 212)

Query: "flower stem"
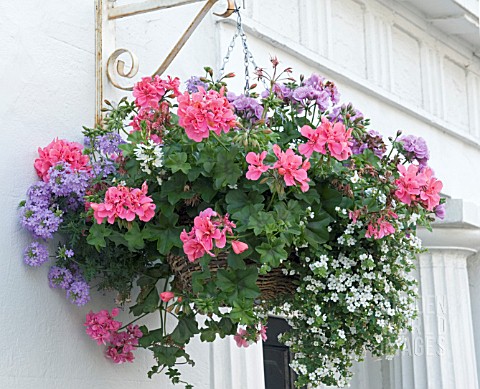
(211, 132, 229, 151)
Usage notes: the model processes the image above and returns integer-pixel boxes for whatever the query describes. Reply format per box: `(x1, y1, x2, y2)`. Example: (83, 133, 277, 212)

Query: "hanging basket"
(166, 252, 297, 301)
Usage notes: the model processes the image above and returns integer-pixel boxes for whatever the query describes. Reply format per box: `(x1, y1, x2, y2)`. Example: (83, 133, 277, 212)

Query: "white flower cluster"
(134, 140, 165, 184)
(269, 212, 420, 388)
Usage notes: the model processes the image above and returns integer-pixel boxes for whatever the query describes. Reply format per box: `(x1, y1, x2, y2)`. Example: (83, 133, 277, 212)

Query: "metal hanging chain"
(217, 2, 267, 94)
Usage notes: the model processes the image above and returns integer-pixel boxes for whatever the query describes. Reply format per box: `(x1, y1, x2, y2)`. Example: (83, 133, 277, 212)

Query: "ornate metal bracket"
(95, 0, 235, 124)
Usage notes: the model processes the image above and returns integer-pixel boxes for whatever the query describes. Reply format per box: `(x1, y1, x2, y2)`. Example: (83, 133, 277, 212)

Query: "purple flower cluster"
(66, 280, 91, 306)
(26, 181, 52, 208)
(20, 205, 63, 240)
(328, 105, 364, 124)
(434, 203, 446, 220)
(49, 266, 74, 289)
(185, 76, 208, 93)
(351, 130, 385, 158)
(56, 245, 74, 260)
(399, 135, 429, 167)
(48, 265, 90, 306)
(96, 133, 125, 156)
(263, 74, 340, 111)
(91, 159, 117, 179)
(23, 242, 49, 267)
(49, 163, 90, 199)
(227, 92, 264, 123)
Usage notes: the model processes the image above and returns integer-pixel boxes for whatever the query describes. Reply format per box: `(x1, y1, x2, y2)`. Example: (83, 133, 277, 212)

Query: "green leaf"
(319, 185, 343, 214)
(227, 251, 248, 270)
(138, 328, 164, 347)
(161, 173, 193, 205)
(155, 226, 182, 255)
(229, 301, 257, 324)
(248, 211, 276, 235)
(170, 315, 200, 345)
(86, 223, 112, 251)
(212, 149, 242, 189)
(191, 270, 211, 294)
(225, 190, 264, 229)
(165, 152, 191, 174)
(216, 267, 259, 302)
(192, 177, 217, 202)
(151, 345, 179, 367)
(124, 222, 145, 251)
(255, 241, 288, 267)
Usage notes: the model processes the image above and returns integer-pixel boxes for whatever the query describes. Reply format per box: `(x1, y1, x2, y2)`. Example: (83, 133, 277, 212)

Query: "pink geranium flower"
(84, 308, 122, 345)
(272, 144, 311, 192)
(365, 218, 396, 239)
(160, 291, 175, 303)
(234, 328, 249, 348)
(231, 240, 249, 254)
(419, 167, 443, 211)
(246, 151, 270, 180)
(132, 75, 181, 110)
(180, 229, 207, 262)
(394, 164, 426, 206)
(177, 87, 237, 142)
(105, 324, 143, 364)
(34, 138, 90, 182)
(90, 182, 156, 224)
(180, 210, 242, 261)
(298, 119, 352, 161)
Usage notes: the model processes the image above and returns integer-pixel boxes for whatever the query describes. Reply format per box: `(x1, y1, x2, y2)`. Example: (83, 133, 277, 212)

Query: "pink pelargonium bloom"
(180, 229, 206, 262)
(419, 167, 443, 211)
(160, 291, 175, 303)
(105, 324, 143, 364)
(133, 76, 165, 110)
(234, 328, 249, 348)
(84, 308, 122, 345)
(181, 210, 240, 261)
(177, 87, 237, 142)
(245, 151, 270, 181)
(272, 144, 311, 192)
(259, 324, 268, 342)
(298, 119, 353, 161)
(129, 182, 156, 222)
(90, 182, 155, 224)
(194, 209, 224, 251)
(34, 138, 90, 182)
(394, 164, 427, 206)
(231, 240, 249, 254)
(365, 217, 396, 239)
(348, 210, 361, 224)
(132, 75, 180, 110)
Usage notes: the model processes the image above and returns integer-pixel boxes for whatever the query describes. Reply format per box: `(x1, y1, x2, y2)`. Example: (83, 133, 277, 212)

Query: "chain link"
(217, 2, 267, 94)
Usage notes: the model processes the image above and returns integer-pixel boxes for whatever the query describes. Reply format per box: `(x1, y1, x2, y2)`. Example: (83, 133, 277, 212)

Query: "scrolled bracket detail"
(106, 48, 139, 91)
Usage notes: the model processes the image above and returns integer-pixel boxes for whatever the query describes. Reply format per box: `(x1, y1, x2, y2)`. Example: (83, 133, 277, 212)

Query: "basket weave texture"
(166, 252, 297, 301)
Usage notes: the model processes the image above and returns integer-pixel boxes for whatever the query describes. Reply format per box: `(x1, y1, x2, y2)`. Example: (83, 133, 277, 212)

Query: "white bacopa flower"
(350, 171, 360, 183)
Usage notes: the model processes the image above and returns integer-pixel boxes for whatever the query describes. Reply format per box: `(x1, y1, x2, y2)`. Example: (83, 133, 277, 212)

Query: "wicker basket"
(166, 252, 297, 301)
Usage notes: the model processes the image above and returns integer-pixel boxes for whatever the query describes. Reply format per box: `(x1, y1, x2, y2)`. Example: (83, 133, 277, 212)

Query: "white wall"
(1, 0, 479, 388)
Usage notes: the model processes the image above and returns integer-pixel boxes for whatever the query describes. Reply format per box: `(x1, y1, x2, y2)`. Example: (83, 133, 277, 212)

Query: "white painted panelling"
(467, 72, 480, 137)
(468, 254, 480, 379)
(443, 56, 470, 129)
(365, 12, 393, 90)
(330, 0, 367, 78)
(298, 0, 332, 57)
(391, 25, 423, 106)
(249, 0, 301, 44)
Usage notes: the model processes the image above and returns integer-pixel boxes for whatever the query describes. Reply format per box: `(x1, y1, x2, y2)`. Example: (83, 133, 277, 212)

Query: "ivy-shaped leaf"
(124, 222, 145, 251)
(86, 223, 112, 251)
(165, 152, 191, 174)
(170, 315, 200, 345)
(255, 241, 288, 267)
